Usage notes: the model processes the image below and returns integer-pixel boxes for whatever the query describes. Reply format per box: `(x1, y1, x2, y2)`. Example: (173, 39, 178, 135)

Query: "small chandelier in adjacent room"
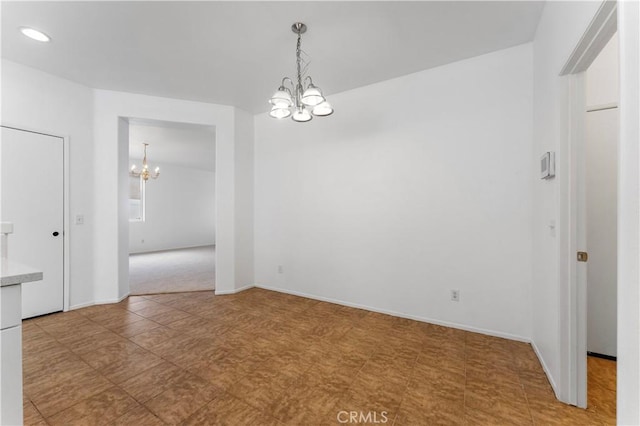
(268, 22, 333, 122)
(130, 143, 160, 181)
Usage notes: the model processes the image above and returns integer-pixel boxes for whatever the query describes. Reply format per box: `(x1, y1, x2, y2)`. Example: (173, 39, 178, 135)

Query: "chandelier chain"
(296, 32, 303, 99)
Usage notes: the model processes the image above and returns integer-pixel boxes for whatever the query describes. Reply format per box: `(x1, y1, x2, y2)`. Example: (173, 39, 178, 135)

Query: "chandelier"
(268, 22, 333, 122)
(130, 143, 160, 181)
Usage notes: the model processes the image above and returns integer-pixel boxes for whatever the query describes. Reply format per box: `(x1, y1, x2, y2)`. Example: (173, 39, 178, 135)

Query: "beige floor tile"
(144, 371, 221, 424)
(97, 347, 165, 384)
(397, 392, 464, 425)
(47, 387, 138, 426)
(45, 320, 108, 345)
(65, 329, 129, 355)
(128, 326, 187, 353)
(20, 289, 615, 426)
(119, 361, 191, 403)
(122, 299, 165, 312)
(142, 307, 194, 325)
(23, 355, 93, 397)
(269, 384, 342, 425)
(23, 398, 48, 426)
(464, 407, 533, 426)
(143, 293, 187, 304)
(110, 317, 163, 338)
(88, 309, 146, 329)
(184, 392, 280, 426)
(79, 339, 152, 369)
(23, 345, 82, 383)
(113, 405, 166, 426)
(29, 369, 113, 418)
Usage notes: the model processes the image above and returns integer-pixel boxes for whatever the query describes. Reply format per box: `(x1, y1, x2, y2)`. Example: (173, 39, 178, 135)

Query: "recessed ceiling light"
(19, 27, 51, 42)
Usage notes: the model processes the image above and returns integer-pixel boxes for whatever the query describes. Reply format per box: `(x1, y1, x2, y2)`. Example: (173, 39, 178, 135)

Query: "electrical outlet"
(278, 265, 284, 274)
(451, 290, 460, 302)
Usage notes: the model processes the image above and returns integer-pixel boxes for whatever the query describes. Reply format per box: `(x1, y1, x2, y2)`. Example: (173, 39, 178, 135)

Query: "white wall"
(255, 44, 533, 340)
(1, 60, 95, 309)
(531, 0, 602, 401)
(233, 109, 254, 292)
(129, 162, 215, 253)
(2, 59, 254, 306)
(617, 0, 640, 422)
(587, 34, 619, 108)
(92, 89, 245, 300)
(585, 34, 618, 358)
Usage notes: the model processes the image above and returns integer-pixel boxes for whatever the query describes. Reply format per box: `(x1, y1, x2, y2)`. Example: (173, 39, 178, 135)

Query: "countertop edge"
(1, 260, 44, 286)
(1, 271, 43, 286)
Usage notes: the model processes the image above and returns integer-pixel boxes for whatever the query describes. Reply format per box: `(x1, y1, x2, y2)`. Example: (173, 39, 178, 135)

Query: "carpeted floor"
(129, 245, 215, 295)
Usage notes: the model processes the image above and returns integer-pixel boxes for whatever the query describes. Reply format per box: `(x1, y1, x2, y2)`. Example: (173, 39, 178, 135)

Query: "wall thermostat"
(541, 152, 555, 179)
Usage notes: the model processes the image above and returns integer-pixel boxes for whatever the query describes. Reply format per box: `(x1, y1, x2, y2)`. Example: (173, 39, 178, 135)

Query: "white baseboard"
(69, 301, 94, 311)
(254, 284, 531, 343)
(531, 340, 560, 398)
(71, 284, 531, 344)
(129, 243, 215, 256)
(215, 284, 254, 296)
(69, 292, 129, 311)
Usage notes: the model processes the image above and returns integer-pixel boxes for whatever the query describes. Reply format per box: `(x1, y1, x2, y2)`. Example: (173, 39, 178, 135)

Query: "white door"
(1, 127, 64, 318)
(586, 108, 618, 357)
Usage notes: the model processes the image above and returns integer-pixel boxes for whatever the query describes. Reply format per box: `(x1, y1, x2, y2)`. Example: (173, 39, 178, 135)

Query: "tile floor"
(22, 289, 613, 425)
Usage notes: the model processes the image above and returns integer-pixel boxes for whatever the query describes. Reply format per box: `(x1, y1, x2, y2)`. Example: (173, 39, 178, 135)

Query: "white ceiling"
(1, 1, 545, 113)
(128, 118, 215, 172)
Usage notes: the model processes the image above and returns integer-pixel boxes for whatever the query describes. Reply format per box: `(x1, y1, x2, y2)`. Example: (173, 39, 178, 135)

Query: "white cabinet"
(1, 324, 23, 425)
(1, 261, 43, 425)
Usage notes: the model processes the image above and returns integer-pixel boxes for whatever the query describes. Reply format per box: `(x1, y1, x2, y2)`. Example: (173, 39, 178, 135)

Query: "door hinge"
(577, 251, 588, 262)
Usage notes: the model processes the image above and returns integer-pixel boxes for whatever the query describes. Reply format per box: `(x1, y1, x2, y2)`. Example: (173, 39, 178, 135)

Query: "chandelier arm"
(280, 78, 294, 97)
(304, 76, 314, 90)
(281, 77, 294, 89)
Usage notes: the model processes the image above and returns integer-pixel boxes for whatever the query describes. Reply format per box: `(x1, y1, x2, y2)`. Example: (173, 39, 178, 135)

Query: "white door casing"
(1, 126, 64, 318)
(559, 0, 618, 407)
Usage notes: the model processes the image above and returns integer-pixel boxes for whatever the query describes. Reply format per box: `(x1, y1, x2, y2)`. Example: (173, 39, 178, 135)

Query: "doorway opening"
(559, 0, 618, 414)
(125, 118, 216, 295)
(583, 32, 618, 423)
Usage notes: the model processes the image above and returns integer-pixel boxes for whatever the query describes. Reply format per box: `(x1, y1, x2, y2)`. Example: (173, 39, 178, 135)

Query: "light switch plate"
(0, 222, 14, 234)
(541, 152, 556, 179)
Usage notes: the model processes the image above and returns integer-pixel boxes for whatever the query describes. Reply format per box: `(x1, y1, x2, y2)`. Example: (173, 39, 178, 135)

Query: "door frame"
(1, 124, 71, 312)
(120, 117, 218, 297)
(559, 0, 617, 408)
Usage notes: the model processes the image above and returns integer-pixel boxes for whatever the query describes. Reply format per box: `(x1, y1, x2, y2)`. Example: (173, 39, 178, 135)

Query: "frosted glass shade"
(269, 106, 292, 119)
(301, 86, 325, 106)
(291, 108, 312, 122)
(312, 101, 334, 117)
(269, 89, 293, 108)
